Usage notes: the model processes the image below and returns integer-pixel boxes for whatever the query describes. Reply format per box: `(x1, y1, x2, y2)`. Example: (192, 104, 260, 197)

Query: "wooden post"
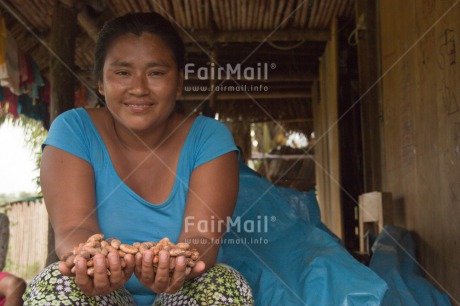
(355, 0, 383, 192)
(314, 19, 342, 239)
(209, 47, 218, 111)
(47, 0, 77, 265)
(49, 0, 77, 122)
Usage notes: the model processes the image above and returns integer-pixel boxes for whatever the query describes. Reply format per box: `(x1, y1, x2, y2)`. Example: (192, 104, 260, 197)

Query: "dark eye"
(115, 71, 129, 76)
(149, 71, 165, 76)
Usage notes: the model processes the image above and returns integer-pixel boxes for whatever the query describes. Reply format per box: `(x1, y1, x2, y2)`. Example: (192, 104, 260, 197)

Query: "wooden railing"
(2, 198, 49, 280)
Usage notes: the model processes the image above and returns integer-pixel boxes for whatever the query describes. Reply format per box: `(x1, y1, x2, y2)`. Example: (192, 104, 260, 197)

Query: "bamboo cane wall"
(379, 0, 460, 301)
(5, 199, 49, 280)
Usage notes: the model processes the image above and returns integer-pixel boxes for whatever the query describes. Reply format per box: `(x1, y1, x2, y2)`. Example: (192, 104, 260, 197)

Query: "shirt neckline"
(78, 108, 201, 207)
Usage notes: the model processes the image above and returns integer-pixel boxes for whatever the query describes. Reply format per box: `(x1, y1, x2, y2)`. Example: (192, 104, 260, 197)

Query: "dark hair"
(94, 12, 185, 83)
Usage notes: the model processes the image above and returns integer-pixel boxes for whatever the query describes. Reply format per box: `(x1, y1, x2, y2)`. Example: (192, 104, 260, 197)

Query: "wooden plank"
(257, 0, 267, 29)
(321, 0, 333, 28)
(184, 0, 193, 28)
(224, 0, 232, 30)
(239, 0, 245, 29)
(181, 29, 330, 43)
(218, 0, 229, 30)
(312, 17, 342, 238)
(179, 90, 311, 101)
(191, 0, 200, 28)
(326, 18, 342, 238)
(293, 0, 303, 27)
(280, 0, 295, 29)
(312, 0, 324, 28)
(307, 0, 318, 28)
(299, 0, 309, 28)
(355, 0, 383, 192)
(379, 0, 460, 301)
(272, 0, 286, 28)
(230, 0, 238, 30)
(210, 0, 222, 29)
(266, 0, 275, 30)
(252, 0, 261, 29)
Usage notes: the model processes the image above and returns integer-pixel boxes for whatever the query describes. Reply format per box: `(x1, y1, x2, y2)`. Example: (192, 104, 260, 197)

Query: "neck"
(111, 114, 175, 152)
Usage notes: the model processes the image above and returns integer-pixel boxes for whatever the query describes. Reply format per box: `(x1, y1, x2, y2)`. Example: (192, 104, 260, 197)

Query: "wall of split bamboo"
(5, 199, 48, 281)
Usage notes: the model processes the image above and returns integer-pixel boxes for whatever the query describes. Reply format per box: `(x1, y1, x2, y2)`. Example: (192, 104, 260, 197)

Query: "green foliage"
(0, 191, 38, 206)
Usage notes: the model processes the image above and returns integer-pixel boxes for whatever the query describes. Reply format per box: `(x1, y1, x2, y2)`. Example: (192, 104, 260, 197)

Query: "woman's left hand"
(134, 250, 205, 294)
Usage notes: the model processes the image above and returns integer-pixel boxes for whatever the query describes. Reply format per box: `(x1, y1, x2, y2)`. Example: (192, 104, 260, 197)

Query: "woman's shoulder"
(189, 115, 230, 132)
(183, 115, 235, 147)
(51, 107, 100, 125)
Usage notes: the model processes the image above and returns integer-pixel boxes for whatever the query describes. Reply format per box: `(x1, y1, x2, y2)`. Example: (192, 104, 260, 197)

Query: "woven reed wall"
(5, 199, 48, 280)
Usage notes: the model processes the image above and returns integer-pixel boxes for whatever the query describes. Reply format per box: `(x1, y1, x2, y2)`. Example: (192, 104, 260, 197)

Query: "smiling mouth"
(124, 103, 154, 112)
(124, 102, 154, 106)
(125, 104, 153, 106)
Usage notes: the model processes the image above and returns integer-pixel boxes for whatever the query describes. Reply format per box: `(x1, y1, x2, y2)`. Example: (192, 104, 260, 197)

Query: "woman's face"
(98, 32, 183, 132)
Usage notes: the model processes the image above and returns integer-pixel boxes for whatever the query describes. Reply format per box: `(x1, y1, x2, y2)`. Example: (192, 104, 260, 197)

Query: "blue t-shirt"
(43, 108, 238, 305)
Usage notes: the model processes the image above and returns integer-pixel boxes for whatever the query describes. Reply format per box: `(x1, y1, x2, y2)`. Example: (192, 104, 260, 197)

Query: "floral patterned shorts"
(23, 262, 253, 305)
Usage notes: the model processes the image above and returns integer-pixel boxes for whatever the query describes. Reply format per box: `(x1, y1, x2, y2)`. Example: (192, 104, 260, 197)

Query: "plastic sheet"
(369, 225, 452, 306)
(217, 163, 388, 305)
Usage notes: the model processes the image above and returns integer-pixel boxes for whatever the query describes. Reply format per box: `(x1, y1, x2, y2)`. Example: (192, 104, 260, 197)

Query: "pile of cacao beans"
(60, 234, 199, 277)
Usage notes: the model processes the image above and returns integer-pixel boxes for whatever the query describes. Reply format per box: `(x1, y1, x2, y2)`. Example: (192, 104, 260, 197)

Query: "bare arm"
(0, 275, 26, 306)
(40, 146, 101, 259)
(179, 151, 239, 272)
(134, 151, 239, 293)
(41, 146, 134, 296)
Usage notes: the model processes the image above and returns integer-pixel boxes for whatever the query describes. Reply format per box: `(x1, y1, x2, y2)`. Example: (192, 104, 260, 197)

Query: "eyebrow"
(109, 60, 172, 68)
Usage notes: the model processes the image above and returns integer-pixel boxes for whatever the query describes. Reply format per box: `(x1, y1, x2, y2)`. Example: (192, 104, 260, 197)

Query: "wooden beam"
(47, 0, 78, 265)
(179, 90, 310, 101)
(182, 29, 329, 43)
(355, 0, 383, 192)
(77, 6, 100, 42)
(49, 1, 77, 121)
(209, 47, 218, 110)
(185, 72, 317, 82)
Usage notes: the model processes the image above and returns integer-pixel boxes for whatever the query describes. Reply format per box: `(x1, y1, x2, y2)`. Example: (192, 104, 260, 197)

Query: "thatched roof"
(1, 0, 354, 127)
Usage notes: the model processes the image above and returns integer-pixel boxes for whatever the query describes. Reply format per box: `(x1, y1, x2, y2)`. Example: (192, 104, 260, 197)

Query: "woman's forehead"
(104, 33, 176, 64)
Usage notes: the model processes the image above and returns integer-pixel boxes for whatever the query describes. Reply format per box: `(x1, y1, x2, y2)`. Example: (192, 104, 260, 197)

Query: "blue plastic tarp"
(218, 163, 388, 305)
(369, 225, 451, 306)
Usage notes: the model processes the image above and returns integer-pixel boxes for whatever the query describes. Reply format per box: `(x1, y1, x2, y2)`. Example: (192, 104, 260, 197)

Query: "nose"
(129, 74, 149, 96)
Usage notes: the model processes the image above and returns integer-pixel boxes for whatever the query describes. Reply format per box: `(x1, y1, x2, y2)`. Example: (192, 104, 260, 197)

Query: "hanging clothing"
(0, 86, 18, 118)
(18, 94, 47, 122)
(26, 54, 34, 86)
(30, 60, 44, 99)
(18, 50, 29, 93)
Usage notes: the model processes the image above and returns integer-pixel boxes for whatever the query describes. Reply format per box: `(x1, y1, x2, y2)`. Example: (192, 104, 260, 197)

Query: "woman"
(24, 12, 253, 305)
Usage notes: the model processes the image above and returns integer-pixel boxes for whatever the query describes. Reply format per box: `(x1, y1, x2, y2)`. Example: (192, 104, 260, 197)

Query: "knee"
(195, 264, 253, 303)
(0, 275, 27, 297)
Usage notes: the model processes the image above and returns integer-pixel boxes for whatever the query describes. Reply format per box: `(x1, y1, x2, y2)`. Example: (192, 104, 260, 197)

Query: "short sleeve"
(43, 109, 91, 163)
(193, 117, 239, 169)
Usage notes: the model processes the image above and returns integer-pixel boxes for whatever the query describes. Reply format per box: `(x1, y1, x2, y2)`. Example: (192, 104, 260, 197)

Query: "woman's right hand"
(59, 252, 135, 296)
